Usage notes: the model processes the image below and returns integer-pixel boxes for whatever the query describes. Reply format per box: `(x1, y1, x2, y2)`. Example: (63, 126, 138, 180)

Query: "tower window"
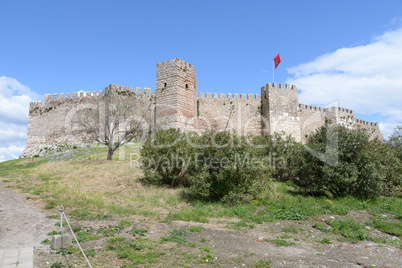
(185, 84, 189, 89)
(164, 83, 167, 87)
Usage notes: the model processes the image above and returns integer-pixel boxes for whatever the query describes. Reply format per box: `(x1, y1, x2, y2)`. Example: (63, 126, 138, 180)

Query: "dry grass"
(0, 146, 185, 220)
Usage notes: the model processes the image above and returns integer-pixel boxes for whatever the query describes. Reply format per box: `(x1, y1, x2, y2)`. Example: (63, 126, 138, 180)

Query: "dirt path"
(0, 183, 57, 249)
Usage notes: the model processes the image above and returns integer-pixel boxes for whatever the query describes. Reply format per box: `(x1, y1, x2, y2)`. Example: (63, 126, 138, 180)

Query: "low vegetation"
(141, 129, 273, 205)
(0, 125, 401, 266)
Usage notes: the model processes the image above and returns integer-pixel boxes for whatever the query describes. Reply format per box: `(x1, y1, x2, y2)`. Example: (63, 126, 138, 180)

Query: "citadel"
(22, 58, 383, 157)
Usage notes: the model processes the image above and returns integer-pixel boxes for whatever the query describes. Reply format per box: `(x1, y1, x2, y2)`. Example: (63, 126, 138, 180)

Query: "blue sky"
(1, 0, 402, 161)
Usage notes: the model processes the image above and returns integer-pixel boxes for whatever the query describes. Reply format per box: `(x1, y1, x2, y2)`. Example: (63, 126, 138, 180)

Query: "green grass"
(278, 234, 292, 239)
(188, 226, 204, 233)
(314, 219, 374, 243)
(271, 207, 308, 220)
(319, 238, 332, 244)
(108, 237, 126, 243)
(41, 239, 51, 245)
(255, 259, 271, 268)
(131, 227, 148, 237)
(83, 249, 96, 257)
(75, 232, 101, 243)
(198, 253, 214, 264)
(367, 218, 402, 237)
(119, 220, 132, 228)
(199, 246, 212, 253)
(186, 242, 196, 248)
(161, 228, 190, 244)
(264, 238, 296, 247)
(312, 223, 331, 233)
(106, 236, 166, 265)
(281, 227, 298, 234)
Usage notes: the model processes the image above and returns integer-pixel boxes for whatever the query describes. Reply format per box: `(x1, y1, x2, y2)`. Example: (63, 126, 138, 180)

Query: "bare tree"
(75, 87, 153, 160)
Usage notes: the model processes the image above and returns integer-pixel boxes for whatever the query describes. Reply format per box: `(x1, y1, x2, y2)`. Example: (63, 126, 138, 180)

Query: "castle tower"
(155, 58, 197, 131)
(261, 83, 301, 142)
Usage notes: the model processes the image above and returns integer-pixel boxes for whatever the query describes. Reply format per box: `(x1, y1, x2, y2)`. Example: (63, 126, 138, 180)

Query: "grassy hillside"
(0, 145, 401, 267)
(1, 145, 401, 229)
(0, 145, 185, 220)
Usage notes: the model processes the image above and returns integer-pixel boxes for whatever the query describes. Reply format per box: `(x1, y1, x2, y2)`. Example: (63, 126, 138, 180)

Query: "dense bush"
(141, 129, 273, 205)
(251, 134, 304, 182)
(140, 128, 195, 187)
(293, 124, 401, 199)
(386, 125, 402, 161)
(141, 125, 401, 203)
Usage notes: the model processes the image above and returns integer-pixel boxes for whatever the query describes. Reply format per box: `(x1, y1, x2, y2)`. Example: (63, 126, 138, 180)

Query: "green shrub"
(141, 129, 195, 187)
(252, 134, 303, 182)
(386, 125, 402, 161)
(141, 129, 273, 204)
(366, 140, 402, 196)
(294, 123, 401, 199)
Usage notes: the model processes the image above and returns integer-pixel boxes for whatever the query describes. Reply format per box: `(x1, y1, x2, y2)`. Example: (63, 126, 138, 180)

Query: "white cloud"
(0, 77, 39, 162)
(0, 145, 26, 162)
(286, 28, 402, 138)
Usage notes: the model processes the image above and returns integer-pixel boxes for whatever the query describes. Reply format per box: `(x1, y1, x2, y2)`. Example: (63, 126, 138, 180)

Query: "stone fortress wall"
(22, 58, 383, 157)
(23, 85, 154, 157)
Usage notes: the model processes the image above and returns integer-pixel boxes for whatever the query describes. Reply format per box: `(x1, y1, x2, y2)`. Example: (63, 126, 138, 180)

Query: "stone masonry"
(22, 58, 383, 157)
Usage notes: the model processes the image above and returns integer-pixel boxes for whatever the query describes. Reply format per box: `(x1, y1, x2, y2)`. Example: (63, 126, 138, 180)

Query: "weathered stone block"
(50, 234, 73, 250)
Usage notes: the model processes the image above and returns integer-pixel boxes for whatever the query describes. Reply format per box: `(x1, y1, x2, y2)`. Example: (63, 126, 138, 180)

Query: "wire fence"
(59, 204, 92, 268)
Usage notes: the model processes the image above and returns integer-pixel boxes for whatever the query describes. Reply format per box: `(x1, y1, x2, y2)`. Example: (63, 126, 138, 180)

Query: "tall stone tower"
(155, 58, 197, 131)
(261, 83, 301, 142)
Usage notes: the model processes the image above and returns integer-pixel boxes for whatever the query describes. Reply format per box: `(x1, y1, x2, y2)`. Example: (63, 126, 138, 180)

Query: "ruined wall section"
(155, 58, 197, 131)
(299, 105, 382, 142)
(22, 84, 153, 157)
(261, 83, 301, 142)
(323, 106, 355, 128)
(354, 119, 383, 141)
(196, 93, 261, 135)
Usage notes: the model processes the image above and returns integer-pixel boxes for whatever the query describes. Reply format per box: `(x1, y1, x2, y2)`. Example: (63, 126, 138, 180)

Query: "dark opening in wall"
(186, 84, 188, 89)
(164, 83, 167, 88)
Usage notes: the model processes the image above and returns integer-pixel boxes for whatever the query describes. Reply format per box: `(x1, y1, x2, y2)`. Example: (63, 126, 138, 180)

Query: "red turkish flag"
(274, 54, 281, 69)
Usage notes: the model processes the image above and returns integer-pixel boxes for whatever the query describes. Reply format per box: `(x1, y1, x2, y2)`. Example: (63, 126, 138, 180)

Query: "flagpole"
(272, 59, 275, 83)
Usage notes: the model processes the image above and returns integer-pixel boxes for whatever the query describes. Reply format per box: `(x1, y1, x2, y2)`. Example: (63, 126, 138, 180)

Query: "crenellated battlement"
(261, 83, 298, 101)
(198, 92, 261, 99)
(261, 82, 297, 91)
(298, 104, 355, 114)
(29, 84, 153, 108)
(299, 103, 324, 112)
(355, 119, 378, 127)
(324, 106, 354, 114)
(156, 58, 195, 71)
